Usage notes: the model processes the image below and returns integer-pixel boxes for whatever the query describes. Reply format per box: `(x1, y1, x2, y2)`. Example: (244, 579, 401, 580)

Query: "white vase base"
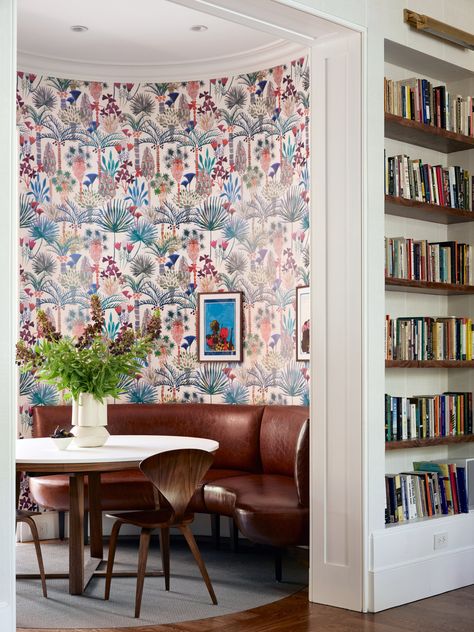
(71, 425, 110, 448)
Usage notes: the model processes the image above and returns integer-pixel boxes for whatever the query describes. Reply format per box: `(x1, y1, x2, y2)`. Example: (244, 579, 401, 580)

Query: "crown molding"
(17, 40, 308, 83)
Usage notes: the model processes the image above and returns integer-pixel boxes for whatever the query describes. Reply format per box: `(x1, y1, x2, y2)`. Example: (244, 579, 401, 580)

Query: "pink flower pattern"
(16, 58, 310, 439)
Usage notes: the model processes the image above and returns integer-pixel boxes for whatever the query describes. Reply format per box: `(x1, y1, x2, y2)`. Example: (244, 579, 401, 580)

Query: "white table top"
(16, 435, 219, 466)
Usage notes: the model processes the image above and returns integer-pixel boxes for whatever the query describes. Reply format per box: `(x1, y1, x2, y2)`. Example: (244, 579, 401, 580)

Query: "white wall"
(0, 0, 16, 630)
(381, 0, 474, 71)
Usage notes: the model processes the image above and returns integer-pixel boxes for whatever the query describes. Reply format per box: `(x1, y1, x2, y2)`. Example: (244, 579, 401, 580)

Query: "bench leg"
(58, 511, 65, 541)
(84, 510, 89, 545)
(275, 548, 283, 582)
(230, 518, 239, 552)
(210, 514, 220, 549)
(58, 511, 88, 543)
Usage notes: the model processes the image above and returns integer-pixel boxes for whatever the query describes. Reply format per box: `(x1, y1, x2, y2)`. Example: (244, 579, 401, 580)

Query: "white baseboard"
(18, 511, 235, 541)
(16, 512, 59, 542)
(369, 545, 474, 611)
(369, 511, 474, 610)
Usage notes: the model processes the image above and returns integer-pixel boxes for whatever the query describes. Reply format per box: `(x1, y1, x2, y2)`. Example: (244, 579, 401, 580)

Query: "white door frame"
(1, 2, 368, 627)
(0, 0, 17, 629)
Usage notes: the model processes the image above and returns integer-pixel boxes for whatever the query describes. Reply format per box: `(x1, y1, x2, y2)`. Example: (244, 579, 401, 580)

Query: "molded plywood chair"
(104, 449, 217, 618)
(16, 510, 47, 598)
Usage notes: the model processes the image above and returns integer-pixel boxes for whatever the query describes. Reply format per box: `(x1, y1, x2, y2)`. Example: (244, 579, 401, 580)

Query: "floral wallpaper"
(16, 59, 310, 437)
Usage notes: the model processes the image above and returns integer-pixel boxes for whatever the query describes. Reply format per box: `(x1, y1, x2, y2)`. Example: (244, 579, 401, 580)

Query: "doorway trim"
(2, 2, 367, 628)
(0, 0, 17, 629)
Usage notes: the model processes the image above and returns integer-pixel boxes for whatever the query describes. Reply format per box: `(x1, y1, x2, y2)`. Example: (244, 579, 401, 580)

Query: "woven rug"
(16, 538, 307, 628)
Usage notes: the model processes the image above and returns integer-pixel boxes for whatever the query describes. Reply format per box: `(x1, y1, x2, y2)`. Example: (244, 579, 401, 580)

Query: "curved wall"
(16, 59, 310, 439)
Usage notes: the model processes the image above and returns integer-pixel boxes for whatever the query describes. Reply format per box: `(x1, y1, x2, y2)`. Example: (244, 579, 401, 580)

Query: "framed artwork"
(198, 292, 243, 362)
(296, 286, 310, 361)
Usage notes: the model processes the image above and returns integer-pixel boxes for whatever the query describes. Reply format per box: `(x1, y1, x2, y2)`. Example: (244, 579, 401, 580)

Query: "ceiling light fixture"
(70, 25, 89, 33)
(404, 9, 474, 50)
(190, 24, 208, 32)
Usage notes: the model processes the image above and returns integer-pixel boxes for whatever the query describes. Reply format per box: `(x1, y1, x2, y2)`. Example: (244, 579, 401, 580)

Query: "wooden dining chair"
(16, 510, 47, 598)
(104, 448, 217, 618)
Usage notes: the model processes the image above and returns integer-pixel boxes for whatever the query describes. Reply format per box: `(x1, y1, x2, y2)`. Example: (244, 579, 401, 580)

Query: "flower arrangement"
(206, 319, 234, 352)
(16, 295, 161, 402)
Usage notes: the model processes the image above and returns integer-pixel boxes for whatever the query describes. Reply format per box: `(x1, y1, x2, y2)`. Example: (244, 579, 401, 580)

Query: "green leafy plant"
(16, 295, 161, 402)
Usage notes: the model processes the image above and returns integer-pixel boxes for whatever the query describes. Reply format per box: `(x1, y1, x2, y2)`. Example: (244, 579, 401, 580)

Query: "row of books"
(385, 460, 469, 525)
(385, 316, 474, 361)
(384, 152, 472, 210)
(384, 392, 473, 442)
(384, 76, 474, 136)
(385, 237, 473, 285)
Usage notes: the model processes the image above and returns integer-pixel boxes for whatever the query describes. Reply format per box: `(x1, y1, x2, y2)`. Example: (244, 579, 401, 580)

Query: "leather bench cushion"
(203, 474, 309, 547)
(29, 468, 244, 514)
(32, 404, 265, 472)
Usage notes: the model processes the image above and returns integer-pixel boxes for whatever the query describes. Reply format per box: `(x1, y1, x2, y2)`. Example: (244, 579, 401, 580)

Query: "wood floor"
(18, 584, 474, 632)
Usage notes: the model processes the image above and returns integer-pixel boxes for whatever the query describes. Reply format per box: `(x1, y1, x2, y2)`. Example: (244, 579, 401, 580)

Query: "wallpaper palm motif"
(16, 59, 310, 436)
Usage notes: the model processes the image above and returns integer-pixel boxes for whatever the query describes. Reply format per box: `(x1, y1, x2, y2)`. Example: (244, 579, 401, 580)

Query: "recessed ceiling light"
(71, 25, 89, 33)
(190, 24, 208, 32)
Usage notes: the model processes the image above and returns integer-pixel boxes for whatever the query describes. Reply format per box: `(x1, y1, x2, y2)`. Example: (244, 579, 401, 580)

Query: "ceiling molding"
(166, 0, 315, 45)
(17, 40, 308, 83)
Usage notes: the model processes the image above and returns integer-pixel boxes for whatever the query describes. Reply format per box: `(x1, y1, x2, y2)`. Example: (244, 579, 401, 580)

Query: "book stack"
(385, 237, 473, 285)
(385, 392, 473, 442)
(384, 152, 471, 210)
(385, 315, 474, 361)
(385, 460, 469, 525)
(384, 76, 474, 136)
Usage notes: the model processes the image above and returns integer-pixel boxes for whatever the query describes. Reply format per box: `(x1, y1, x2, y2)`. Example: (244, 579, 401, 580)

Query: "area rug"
(16, 538, 307, 628)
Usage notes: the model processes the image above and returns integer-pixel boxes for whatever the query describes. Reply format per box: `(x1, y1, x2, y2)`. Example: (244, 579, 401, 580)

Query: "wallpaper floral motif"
(16, 59, 310, 436)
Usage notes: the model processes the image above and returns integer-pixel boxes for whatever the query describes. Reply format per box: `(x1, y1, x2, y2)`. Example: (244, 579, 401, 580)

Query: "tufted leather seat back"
(33, 403, 265, 472)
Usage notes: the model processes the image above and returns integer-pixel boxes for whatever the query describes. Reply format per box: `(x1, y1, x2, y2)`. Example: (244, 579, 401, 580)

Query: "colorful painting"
(16, 58, 311, 443)
(198, 292, 243, 361)
(296, 286, 310, 361)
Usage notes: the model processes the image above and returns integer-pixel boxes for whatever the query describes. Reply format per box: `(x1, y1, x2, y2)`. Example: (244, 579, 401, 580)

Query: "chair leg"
(135, 528, 152, 619)
(104, 520, 122, 600)
(275, 548, 283, 582)
(210, 513, 220, 549)
(159, 527, 170, 591)
(58, 511, 65, 541)
(179, 524, 217, 605)
(24, 516, 47, 598)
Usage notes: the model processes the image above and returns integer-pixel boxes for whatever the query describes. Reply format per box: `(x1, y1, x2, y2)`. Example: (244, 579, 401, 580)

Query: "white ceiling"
(17, 0, 308, 80)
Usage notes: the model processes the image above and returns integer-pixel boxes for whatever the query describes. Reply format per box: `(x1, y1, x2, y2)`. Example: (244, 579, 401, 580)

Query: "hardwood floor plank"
(17, 585, 474, 632)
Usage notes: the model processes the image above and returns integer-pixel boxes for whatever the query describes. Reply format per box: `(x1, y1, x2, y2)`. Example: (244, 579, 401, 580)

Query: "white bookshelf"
(370, 41, 474, 611)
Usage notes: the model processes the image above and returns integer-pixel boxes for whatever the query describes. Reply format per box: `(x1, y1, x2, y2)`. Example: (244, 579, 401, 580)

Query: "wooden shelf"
(386, 434, 474, 450)
(385, 112, 474, 152)
(386, 360, 474, 368)
(385, 277, 474, 295)
(385, 195, 474, 224)
(384, 509, 474, 529)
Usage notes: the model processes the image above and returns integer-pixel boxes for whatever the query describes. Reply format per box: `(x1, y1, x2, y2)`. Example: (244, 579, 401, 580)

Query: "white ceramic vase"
(71, 393, 109, 447)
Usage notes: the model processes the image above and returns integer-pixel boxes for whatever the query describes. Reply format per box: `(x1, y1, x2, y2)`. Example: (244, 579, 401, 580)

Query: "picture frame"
(197, 291, 244, 362)
(296, 286, 310, 361)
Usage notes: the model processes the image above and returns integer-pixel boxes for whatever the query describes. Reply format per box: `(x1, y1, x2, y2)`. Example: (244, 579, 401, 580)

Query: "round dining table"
(16, 435, 219, 595)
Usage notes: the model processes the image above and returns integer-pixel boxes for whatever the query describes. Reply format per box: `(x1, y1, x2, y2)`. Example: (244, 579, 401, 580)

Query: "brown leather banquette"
(30, 403, 309, 550)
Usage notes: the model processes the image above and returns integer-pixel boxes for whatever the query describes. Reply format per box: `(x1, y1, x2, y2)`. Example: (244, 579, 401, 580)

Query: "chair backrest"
(139, 448, 214, 523)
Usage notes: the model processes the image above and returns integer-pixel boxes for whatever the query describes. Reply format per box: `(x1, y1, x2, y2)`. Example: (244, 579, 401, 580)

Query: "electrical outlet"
(434, 532, 448, 550)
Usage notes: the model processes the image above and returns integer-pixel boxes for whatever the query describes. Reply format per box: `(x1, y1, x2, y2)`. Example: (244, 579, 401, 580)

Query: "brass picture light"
(404, 9, 474, 50)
